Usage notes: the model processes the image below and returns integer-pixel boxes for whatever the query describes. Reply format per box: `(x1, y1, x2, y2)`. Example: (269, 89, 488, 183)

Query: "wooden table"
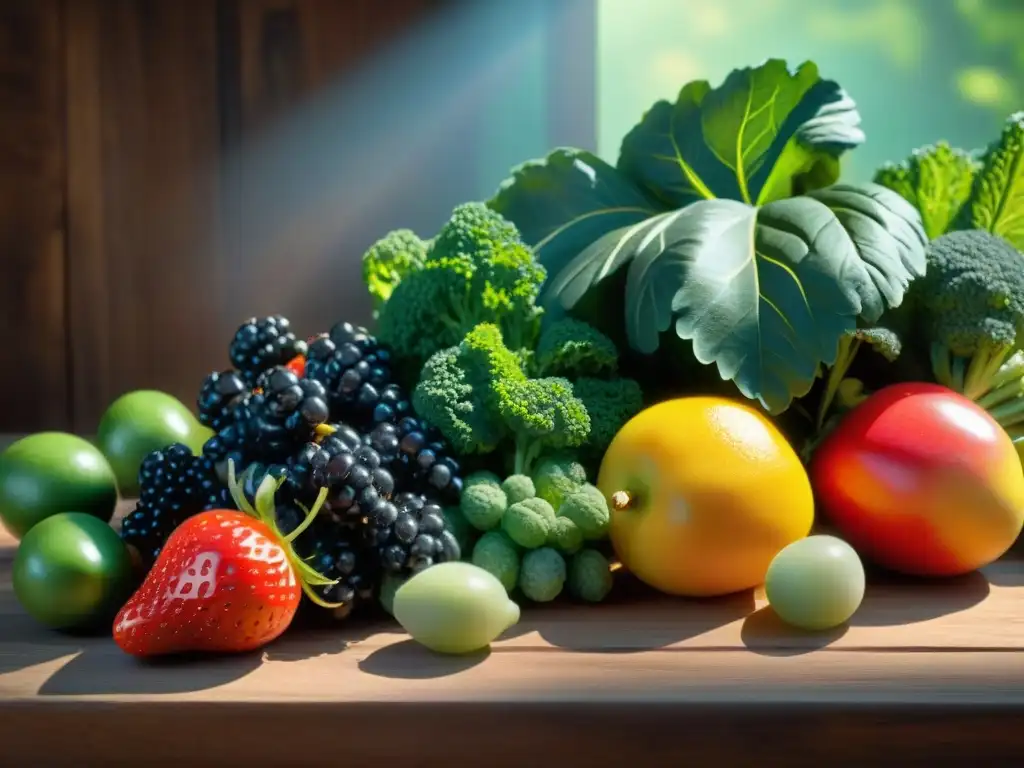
(1, 501, 1023, 767)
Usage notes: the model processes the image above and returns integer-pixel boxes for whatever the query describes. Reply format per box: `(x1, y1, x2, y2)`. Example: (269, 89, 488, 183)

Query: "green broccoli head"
(547, 516, 583, 555)
(471, 530, 521, 593)
(919, 229, 1024, 400)
(532, 453, 588, 509)
(414, 323, 590, 474)
(361, 229, 430, 311)
(377, 203, 546, 366)
(502, 497, 556, 549)
(501, 474, 536, 505)
(873, 142, 979, 240)
(572, 377, 644, 457)
(960, 111, 1024, 250)
(535, 318, 619, 378)
(557, 484, 611, 540)
(459, 480, 508, 532)
(411, 323, 517, 455)
(568, 549, 613, 603)
(495, 376, 591, 475)
(518, 547, 567, 602)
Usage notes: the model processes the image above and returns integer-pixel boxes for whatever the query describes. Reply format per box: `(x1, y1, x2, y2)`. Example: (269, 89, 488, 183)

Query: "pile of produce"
(1, 58, 1023, 660)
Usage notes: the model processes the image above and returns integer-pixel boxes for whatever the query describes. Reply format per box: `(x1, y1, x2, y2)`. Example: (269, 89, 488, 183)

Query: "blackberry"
(291, 514, 377, 618)
(197, 369, 249, 431)
(305, 322, 403, 427)
(229, 315, 308, 387)
(365, 492, 461, 576)
(119, 444, 234, 571)
(368, 417, 463, 502)
(293, 437, 396, 521)
(256, 366, 330, 440)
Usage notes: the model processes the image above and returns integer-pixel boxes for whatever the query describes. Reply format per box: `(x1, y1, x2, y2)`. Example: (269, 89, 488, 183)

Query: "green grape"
(765, 535, 866, 631)
(392, 562, 521, 654)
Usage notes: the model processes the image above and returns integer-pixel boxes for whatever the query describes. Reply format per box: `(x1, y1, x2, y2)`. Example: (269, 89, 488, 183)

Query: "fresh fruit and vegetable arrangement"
(2, 58, 1023, 661)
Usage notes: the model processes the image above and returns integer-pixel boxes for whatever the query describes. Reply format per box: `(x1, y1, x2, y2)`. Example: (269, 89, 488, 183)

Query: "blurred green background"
(595, 0, 1022, 180)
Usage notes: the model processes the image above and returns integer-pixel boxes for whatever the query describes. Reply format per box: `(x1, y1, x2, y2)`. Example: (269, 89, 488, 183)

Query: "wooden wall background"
(0, 0, 596, 434)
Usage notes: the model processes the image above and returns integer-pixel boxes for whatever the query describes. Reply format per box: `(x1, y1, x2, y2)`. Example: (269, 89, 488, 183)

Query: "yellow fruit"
(599, 397, 814, 597)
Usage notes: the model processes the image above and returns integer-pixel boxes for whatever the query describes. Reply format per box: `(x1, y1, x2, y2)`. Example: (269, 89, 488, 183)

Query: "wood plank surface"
(0, 0, 71, 433)
(64, 0, 225, 432)
(1, 501, 1023, 765)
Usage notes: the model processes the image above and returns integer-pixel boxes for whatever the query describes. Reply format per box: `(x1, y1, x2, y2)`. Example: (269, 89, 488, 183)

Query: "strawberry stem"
(226, 460, 346, 610)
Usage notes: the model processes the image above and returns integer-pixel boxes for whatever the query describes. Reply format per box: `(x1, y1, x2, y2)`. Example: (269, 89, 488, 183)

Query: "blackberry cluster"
(120, 444, 233, 570)
(197, 370, 248, 431)
(305, 322, 406, 429)
(229, 315, 308, 387)
(155, 313, 467, 619)
(368, 417, 463, 502)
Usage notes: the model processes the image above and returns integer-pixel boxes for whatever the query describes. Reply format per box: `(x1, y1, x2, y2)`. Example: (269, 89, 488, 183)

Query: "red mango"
(810, 382, 1024, 577)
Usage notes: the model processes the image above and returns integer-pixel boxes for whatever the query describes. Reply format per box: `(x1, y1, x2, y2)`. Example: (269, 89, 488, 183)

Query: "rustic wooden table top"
(1, 500, 1023, 767)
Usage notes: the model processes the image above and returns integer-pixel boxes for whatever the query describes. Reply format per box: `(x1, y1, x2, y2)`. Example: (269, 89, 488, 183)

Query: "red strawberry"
(285, 354, 306, 378)
(113, 463, 338, 657)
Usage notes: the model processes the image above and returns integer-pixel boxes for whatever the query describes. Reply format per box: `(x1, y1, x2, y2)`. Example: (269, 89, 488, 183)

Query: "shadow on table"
(849, 567, 990, 627)
(518, 572, 757, 654)
(36, 608, 403, 695)
(38, 646, 265, 696)
(739, 606, 848, 657)
(359, 639, 490, 679)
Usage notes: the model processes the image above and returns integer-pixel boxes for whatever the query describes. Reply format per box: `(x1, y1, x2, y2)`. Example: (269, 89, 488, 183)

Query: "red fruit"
(113, 464, 338, 657)
(810, 382, 1024, 577)
(285, 354, 306, 378)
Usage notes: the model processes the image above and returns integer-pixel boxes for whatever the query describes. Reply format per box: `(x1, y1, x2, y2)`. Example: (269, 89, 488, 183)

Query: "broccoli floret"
(501, 474, 535, 505)
(502, 497, 556, 548)
(460, 480, 508, 532)
(535, 318, 620, 377)
(496, 376, 591, 474)
(376, 203, 546, 366)
(572, 377, 644, 457)
(557, 484, 611, 540)
(442, 506, 477, 554)
(464, 470, 503, 489)
(361, 229, 430, 312)
(518, 547, 567, 602)
(815, 326, 902, 428)
(568, 549, 613, 603)
(874, 142, 979, 240)
(413, 323, 590, 474)
(547, 516, 583, 555)
(960, 112, 1024, 250)
(471, 531, 521, 592)
(918, 230, 1024, 424)
(411, 324, 517, 455)
(532, 453, 588, 509)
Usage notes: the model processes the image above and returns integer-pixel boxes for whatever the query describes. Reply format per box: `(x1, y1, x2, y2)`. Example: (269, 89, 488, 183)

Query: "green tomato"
(765, 535, 865, 631)
(97, 390, 206, 496)
(13, 512, 135, 631)
(393, 562, 521, 654)
(0, 432, 118, 540)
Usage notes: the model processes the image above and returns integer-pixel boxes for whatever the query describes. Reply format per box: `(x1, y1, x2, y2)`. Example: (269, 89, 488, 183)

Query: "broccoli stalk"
(815, 327, 902, 430)
(916, 230, 1024, 427)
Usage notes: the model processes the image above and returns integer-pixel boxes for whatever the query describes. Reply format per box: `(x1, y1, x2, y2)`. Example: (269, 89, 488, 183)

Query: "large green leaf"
(962, 111, 1024, 250)
(617, 59, 864, 208)
(489, 149, 660, 287)
(545, 184, 928, 413)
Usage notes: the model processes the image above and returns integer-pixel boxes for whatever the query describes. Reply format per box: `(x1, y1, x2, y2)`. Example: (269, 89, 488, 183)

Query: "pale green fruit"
(393, 562, 521, 654)
(765, 535, 866, 631)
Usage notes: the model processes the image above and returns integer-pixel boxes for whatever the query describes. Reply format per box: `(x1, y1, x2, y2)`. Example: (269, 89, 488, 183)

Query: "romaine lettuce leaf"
(962, 111, 1024, 250)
